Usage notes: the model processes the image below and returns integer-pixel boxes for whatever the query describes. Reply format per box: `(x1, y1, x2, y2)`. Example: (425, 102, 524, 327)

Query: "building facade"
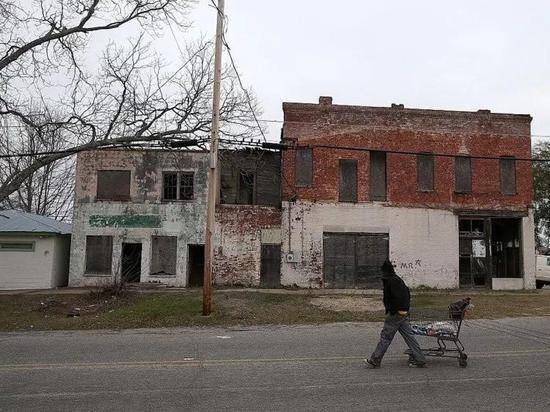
(68, 148, 281, 288)
(280, 97, 535, 289)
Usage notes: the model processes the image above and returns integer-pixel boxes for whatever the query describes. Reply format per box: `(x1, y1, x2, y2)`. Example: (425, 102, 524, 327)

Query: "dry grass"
(0, 289, 549, 332)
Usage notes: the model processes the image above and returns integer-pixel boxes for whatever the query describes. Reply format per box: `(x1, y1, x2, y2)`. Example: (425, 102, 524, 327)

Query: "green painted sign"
(89, 215, 161, 228)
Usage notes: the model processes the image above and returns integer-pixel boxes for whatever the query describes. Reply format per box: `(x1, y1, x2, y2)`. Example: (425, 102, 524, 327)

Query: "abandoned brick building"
(280, 97, 535, 290)
(68, 148, 281, 288)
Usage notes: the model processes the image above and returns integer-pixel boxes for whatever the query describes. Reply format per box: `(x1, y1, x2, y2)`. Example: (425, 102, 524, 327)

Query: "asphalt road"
(1, 317, 550, 411)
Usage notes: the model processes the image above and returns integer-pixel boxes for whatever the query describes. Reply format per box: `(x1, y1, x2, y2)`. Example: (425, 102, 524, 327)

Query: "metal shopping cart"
(405, 297, 473, 367)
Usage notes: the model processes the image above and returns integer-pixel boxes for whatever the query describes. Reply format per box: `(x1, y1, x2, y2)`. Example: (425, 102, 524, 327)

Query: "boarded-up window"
(296, 148, 313, 187)
(500, 157, 516, 195)
(369, 151, 386, 201)
(151, 236, 177, 276)
(417, 153, 434, 191)
(339, 159, 358, 202)
(455, 156, 472, 193)
(163, 172, 194, 201)
(85, 236, 112, 274)
(97, 170, 130, 201)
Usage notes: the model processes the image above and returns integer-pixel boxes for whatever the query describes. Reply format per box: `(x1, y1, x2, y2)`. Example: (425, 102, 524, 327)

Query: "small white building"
(0, 210, 71, 290)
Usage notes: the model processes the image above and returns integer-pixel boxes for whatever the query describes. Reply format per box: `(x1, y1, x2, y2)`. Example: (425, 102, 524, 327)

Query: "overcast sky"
(174, 0, 550, 143)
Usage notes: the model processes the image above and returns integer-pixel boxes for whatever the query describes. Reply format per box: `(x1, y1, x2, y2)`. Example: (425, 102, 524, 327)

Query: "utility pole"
(203, 0, 225, 316)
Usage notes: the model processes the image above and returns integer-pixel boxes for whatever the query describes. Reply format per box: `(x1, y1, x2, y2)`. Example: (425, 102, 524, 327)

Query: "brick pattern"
(282, 99, 533, 212)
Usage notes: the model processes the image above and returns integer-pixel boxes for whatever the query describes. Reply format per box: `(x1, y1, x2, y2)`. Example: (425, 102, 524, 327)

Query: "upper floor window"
(369, 151, 387, 201)
(296, 147, 313, 187)
(454, 156, 472, 193)
(500, 156, 516, 195)
(97, 170, 130, 201)
(163, 172, 194, 201)
(417, 153, 434, 192)
(339, 159, 358, 202)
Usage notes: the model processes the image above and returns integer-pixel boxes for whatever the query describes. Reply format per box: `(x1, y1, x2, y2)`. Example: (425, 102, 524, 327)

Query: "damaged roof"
(0, 210, 71, 235)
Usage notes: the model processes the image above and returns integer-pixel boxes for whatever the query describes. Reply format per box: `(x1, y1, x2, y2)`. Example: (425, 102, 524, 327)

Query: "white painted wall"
(0, 235, 57, 290)
(522, 209, 536, 289)
(281, 201, 460, 289)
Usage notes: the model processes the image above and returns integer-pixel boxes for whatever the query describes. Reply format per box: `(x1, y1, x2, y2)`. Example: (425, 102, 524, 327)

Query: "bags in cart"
(448, 297, 473, 320)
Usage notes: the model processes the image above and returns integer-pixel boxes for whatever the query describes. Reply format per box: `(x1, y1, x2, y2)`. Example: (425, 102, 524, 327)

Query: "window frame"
(162, 171, 195, 202)
(339, 159, 358, 203)
(85, 235, 113, 275)
(369, 151, 387, 201)
(454, 156, 472, 194)
(499, 156, 517, 195)
(0, 241, 35, 252)
(417, 152, 435, 192)
(96, 170, 131, 201)
(295, 147, 313, 188)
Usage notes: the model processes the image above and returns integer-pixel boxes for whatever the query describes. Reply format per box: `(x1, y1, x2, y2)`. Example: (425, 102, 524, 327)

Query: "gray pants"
(370, 313, 426, 365)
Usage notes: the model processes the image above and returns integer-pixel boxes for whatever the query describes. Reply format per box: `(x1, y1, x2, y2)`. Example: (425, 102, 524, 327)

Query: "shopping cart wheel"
(459, 354, 468, 368)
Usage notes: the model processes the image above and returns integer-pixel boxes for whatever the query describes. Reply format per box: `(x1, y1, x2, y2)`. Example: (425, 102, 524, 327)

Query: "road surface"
(1, 317, 550, 411)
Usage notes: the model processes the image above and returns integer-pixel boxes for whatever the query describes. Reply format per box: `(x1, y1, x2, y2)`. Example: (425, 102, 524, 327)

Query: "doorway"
(491, 218, 521, 278)
(260, 244, 281, 288)
(188, 245, 205, 287)
(121, 243, 142, 283)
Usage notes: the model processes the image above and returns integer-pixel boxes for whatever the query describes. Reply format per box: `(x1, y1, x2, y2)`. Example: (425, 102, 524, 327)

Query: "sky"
(176, 0, 550, 144)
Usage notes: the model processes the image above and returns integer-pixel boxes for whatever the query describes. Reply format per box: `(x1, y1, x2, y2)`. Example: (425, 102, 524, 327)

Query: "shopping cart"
(405, 297, 473, 367)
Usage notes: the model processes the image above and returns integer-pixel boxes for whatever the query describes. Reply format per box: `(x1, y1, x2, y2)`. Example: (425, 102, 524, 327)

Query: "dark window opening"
(296, 148, 313, 187)
(163, 172, 194, 201)
(339, 159, 358, 202)
(455, 157, 472, 193)
(85, 236, 113, 274)
(237, 170, 255, 204)
(500, 157, 516, 195)
(151, 236, 177, 276)
(121, 243, 142, 283)
(417, 153, 434, 192)
(369, 151, 386, 201)
(97, 170, 130, 201)
(458, 218, 488, 288)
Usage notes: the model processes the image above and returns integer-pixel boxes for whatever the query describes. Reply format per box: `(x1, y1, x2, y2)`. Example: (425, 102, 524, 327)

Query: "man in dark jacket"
(365, 259, 426, 368)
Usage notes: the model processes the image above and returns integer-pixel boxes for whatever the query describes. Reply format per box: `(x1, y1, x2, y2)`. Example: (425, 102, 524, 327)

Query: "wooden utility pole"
(203, 0, 225, 316)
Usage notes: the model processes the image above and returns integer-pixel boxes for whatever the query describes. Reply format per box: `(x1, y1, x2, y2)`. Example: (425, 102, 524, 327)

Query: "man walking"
(365, 259, 426, 368)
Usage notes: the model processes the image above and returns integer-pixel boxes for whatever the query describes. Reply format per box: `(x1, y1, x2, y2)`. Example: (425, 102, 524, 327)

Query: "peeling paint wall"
(69, 149, 209, 287)
(214, 205, 281, 286)
(281, 201, 460, 289)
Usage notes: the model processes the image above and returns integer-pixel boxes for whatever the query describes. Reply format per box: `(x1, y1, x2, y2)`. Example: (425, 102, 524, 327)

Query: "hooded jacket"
(382, 275, 411, 315)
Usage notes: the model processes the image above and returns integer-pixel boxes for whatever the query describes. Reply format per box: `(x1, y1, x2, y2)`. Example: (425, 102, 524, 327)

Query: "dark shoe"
(408, 361, 426, 368)
(364, 358, 380, 369)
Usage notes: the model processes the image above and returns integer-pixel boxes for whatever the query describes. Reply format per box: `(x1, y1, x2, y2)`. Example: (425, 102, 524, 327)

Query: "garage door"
(323, 233, 389, 289)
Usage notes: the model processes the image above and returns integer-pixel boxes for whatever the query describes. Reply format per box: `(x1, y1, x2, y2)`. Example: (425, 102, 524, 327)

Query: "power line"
(298, 142, 550, 162)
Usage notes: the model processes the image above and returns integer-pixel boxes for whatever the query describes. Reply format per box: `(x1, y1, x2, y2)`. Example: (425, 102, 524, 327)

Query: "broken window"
(97, 170, 130, 201)
(85, 236, 113, 274)
(454, 156, 472, 193)
(151, 236, 177, 276)
(500, 157, 516, 195)
(339, 159, 358, 202)
(296, 148, 313, 187)
(237, 170, 255, 204)
(369, 151, 386, 201)
(417, 153, 434, 191)
(163, 172, 194, 201)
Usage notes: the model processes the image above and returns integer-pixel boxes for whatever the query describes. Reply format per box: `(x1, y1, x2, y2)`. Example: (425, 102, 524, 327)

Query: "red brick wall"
(282, 99, 533, 211)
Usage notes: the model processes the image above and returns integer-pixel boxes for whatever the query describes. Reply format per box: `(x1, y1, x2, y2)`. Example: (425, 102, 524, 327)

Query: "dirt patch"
(310, 296, 384, 312)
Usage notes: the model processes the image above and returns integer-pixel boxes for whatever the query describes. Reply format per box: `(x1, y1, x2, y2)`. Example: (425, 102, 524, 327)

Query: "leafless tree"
(0, 0, 262, 204)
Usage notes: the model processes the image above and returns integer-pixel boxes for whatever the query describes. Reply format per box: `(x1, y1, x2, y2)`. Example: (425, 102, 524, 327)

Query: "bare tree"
(0, 0, 262, 204)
